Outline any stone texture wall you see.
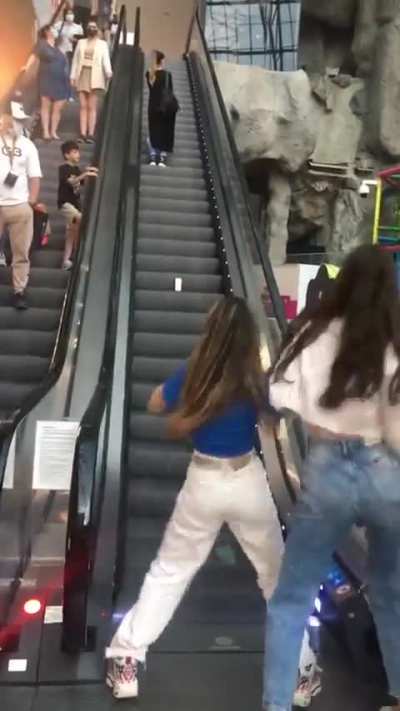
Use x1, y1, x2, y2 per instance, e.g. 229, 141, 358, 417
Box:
216, 0, 400, 263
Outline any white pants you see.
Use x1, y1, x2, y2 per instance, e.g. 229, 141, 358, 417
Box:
106, 452, 285, 662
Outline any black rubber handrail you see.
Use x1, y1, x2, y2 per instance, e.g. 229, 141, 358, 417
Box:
0, 6, 128, 488
187, 12, 306, 474
62, 8, 142, 653
191, 10, 287, 334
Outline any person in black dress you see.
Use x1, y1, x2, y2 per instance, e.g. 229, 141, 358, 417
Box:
145, 50, 176, 167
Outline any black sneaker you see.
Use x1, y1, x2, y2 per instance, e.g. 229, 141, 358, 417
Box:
77, 135, 87, 144
86, 135, 95, 144
14, 291, 28, 310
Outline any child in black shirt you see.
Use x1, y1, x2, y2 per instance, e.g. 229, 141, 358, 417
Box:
58, 140, 98, 269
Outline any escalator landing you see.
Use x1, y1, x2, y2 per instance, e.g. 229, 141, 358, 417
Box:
1, 633, 385, 711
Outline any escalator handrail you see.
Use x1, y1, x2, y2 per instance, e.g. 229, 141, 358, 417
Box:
62, 9, 143, 652
0, 6, 128, 448
66, 6, 140, 507
188, 11, 287, 334
188, 13, 307, 468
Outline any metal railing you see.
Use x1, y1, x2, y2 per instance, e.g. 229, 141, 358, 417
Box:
62, 7, 142, 653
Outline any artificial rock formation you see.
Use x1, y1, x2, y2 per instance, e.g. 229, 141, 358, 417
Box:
216, 0, 400, 263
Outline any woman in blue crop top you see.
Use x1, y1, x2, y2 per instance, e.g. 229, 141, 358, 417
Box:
106, 296, 316, 701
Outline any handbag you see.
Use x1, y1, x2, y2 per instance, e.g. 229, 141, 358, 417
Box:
31, 204, 50, 251
159, 72, 180, 117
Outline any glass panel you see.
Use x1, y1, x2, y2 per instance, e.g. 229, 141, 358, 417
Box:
205, 1, 301, 71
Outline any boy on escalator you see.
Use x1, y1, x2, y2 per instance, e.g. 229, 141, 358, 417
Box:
58, 140, 98, 270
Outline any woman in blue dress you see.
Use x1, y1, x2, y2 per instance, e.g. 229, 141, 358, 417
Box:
26, 25, 70, 140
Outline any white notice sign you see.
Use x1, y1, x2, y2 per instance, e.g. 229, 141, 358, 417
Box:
3, 433, 16, 489
44, 605, 63, 624
32, 421, 80, 490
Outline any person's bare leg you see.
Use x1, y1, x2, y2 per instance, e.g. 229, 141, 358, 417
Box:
40, 96, 51, 139
88, 92, 98, 137
63, 218, 80, 264
51, 100, 66, 139
79, 92, 89, 137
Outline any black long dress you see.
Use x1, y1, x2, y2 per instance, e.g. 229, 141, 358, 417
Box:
146, 69, 176, 153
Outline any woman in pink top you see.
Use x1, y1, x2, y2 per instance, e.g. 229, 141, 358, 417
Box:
263, 245, 400, 711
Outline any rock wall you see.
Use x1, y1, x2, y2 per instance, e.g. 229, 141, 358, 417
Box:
216, 0, 400, 263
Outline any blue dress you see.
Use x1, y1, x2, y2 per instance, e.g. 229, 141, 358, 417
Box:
35, 40, 70, 101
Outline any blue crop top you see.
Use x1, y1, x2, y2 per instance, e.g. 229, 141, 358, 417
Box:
162, 365, 258, 457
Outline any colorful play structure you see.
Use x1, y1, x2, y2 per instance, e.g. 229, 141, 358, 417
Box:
372, 165, 400, 284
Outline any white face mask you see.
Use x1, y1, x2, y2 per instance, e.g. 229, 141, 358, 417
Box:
66, 14, 74, 23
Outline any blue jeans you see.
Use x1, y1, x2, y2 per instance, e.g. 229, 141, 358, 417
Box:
263, 439, 400, 711
147, 137, 167, 163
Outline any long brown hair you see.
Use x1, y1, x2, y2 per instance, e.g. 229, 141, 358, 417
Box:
271, 245, 400, 408
168, 296, 264, 437
148, 49, 165, 86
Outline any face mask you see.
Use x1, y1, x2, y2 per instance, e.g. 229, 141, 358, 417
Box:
66, 14, 74, 22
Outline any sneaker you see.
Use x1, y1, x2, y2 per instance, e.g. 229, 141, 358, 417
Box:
77, 135, 87, 144
0, 252, 6, 267
106, 657, 138, 699
63, 259, 73, 271
14, 291, 28, 310
86, 135, 95, 144
293, 668, 322, 708
159, 158, 167, 168
149, 160, 157, 166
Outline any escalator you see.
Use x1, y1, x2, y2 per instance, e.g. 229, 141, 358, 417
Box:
0, 107, 92, 419
116, 59, 264, 646
0, 8, 137, 693
56, 9, 384, 711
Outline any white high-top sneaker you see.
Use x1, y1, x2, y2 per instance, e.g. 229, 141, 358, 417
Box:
106, 656, 138, 699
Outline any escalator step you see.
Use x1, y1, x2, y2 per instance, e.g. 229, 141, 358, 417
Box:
128, 440, 190, 480
0, 381, 41, 410
133, 310, 205, 335
30, 251, 63, 269
0, 355, 49, 381
136, 255, 220, 275
134, 290, 221, 313
0, 307, 60, 331
128, 476, 185, 518
139, 210, 211, 228
129, 412, 167, 441
132, 332, 198, 358
135, 271, 223, 293
137, 238, 216, 258
0, 267, 68, 290
140, 197, 208, 214
130, 382, 154, 409
141, 165, 203, 180
138, 224, 215, 242
0, 286, 65, 309
131, 356, 185, 382
0, 330, 56, 357
140, 185, 208, 202
141, 173, 204, 191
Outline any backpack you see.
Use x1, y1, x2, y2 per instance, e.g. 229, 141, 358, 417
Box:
159, 72, 180, 117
